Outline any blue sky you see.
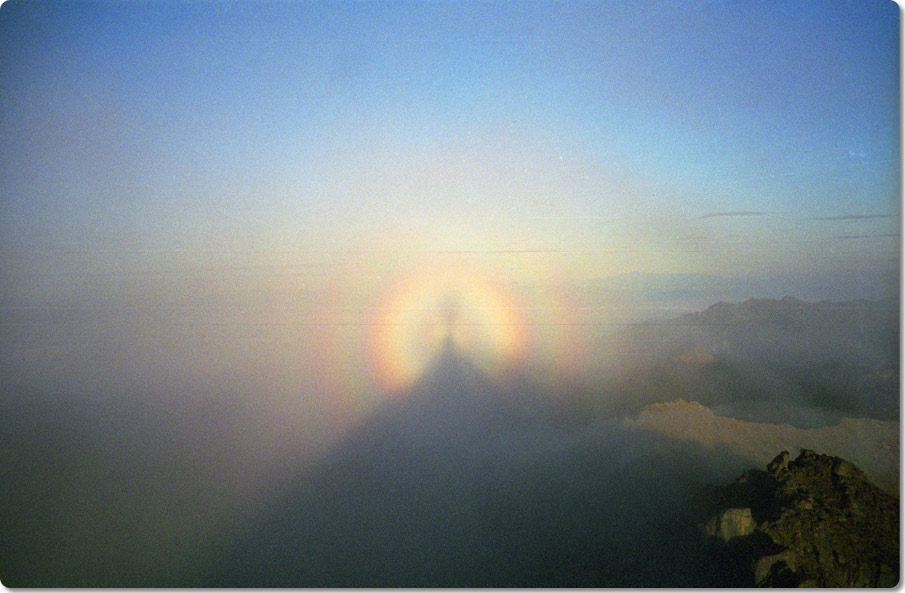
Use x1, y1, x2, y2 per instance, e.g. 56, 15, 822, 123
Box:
0, 0, 900, 310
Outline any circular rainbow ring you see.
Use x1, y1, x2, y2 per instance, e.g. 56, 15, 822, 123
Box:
301, 246, 584, 427
365, 258, 533, 392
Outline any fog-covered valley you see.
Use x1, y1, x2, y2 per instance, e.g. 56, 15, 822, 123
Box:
1, 296, 897, 586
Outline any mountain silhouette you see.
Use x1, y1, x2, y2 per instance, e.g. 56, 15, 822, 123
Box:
408, 334, 492, 412
196, 342, 753, 587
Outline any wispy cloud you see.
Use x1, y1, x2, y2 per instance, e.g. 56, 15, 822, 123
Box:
812, 214, 893, 221
699, 211, 767, 219
831, 233, 900, 240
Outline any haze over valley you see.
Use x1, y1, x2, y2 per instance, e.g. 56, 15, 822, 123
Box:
0, 0, 899, 587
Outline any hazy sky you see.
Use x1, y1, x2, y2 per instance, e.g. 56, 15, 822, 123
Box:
1, 0, 899, 298
0, 0, 900, 397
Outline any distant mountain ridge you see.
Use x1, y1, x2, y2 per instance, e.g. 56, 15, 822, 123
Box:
597, 297, 899, 421
692, 295, 884, 317
672, 296, 897, 366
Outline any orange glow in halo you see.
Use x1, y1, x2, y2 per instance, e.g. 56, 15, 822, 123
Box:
365, 258, 533, 392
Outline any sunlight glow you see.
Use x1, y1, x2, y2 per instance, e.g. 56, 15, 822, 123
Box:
366, 258, 533, 391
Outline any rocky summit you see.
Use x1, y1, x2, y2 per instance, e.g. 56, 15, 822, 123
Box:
700, 449, 899, 587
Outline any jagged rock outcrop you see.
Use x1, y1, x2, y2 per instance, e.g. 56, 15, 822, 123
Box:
700, 449, 899, 587
703, 507, 755, 542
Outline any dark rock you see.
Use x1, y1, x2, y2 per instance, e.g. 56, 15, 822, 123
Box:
701, 449, 899, 587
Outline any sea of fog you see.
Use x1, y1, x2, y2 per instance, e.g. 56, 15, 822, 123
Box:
0, 291, 897, 586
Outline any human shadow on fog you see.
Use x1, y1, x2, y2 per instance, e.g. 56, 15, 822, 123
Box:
200, 340, 753, 587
